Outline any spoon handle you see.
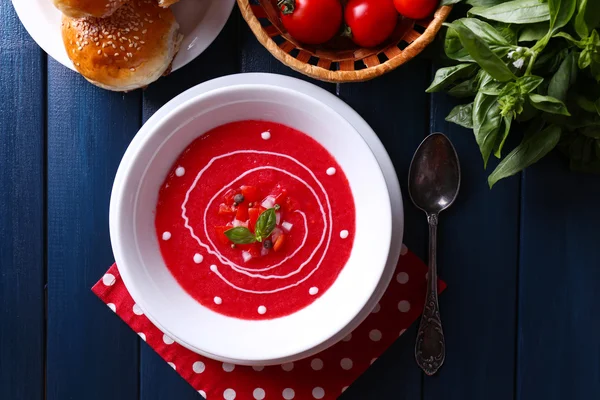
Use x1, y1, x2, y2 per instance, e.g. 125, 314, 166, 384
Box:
415, 213, 445, 376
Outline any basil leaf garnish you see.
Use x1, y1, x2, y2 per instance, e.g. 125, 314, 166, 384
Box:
254, 206, 278, 242
224, 227, 257, 244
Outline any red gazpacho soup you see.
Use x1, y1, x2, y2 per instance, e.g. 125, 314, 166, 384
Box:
155, 120, 356, 320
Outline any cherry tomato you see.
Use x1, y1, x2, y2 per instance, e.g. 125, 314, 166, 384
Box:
345, 0, 398, 48
279, 0, 343, 45
223, 188, 238, 205
393, 0, 438, 20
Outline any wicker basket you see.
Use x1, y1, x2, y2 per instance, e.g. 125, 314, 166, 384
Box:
237, 0, 452, 83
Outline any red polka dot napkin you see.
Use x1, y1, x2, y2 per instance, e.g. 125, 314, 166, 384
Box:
92, 246, 445, 399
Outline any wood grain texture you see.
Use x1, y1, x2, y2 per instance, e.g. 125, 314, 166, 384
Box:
425, 89, 519, 400
46, 62, 141, 400
0, 4, 45, 400
337, 58, 433, 399
518, 154, 600, 400
139, 16, 240, 400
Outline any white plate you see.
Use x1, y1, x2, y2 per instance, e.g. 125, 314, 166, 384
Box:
111, 73, 404, 365
12, 0, 235, 72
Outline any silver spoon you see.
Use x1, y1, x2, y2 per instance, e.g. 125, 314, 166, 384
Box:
408, 132, 460, 376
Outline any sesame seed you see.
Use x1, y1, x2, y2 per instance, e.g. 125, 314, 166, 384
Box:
124, 57, 128, 61
98, 50, 102, 54
120, 46, 125, 50
103, 53, 108, 58
114, 53, 119, 56
130, 67, 136, 71
140, 41, 145, 44
134, 36, 139, 40
142, 29, 147, 34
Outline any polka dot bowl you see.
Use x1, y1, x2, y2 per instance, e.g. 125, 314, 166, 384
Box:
109, 79, 392, 365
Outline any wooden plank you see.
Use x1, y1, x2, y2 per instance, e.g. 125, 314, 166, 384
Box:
46, 61, 140, 400
337, 58, 433, 399
517, 153, 600, 399
0, 4, 45, 400
139, 16, 240, 400
424, 90, 519, 398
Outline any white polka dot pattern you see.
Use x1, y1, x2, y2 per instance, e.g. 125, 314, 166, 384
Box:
369, 329, 382, 342
138, 332, 146, 341
312, 387, 325, 399
396, 272, 409, 284
281, 362, 294, 371
223, 388, 236, 400
107, 303, 116, 312
132, 304, 143, 315
253, 388, 265, 399
398, 300, 411, 312
222, 363, 235, 372
193, 361, 205, 374
310, 358, 323, 371
102, 273, 116, 286
340, 358, 353, 370
163, 334, 174, 345
198, 390, 206, 398
168, 362, 176, 370
282, 388, 295, 399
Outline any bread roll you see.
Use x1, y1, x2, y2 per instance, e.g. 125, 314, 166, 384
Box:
62, 0, 182, 91
53, 0, 130, 18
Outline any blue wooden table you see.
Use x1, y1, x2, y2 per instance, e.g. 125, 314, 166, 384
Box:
2, 3, 600, 399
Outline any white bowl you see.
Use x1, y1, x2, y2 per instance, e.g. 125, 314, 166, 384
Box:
110, 83, 392, 364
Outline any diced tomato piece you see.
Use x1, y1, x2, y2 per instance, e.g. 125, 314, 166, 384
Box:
248, 242, 262, 258
238, 242, 262, 258
248, 207, 260, 232
286, 196, 300, 212
223, 188, 238, 205
241, 185, 260, 202
274, 188, 288, 205
215, 226, 231, 245
218, 203, 236, 216
273, 234, 286, 252
235, 203, 248, 221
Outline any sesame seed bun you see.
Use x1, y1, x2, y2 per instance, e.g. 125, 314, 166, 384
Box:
53, 0, 130, 18
62, 0, 182, 92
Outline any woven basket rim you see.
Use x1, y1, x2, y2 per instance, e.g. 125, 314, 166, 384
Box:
237, 1, 453, 83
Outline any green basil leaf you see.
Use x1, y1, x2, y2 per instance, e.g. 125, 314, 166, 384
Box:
474, 92, 503, 166
447, 21, 517, 82
518, 75, 545, 93
426, 64, 478, 93
548, 0, 577, 36
575, 0, 600, 39
494, 114, 514, 157
469, 0, 550, 24
529, 94, 571, 115
441, 0, 463, 4
488, 124, 562, 187
480, 79, 506, 95
448, 76, 481, 98
446, 103, 475, 128
548, 51, 578, 102
518, 22, 550, 42
224, 227, 257, 244
254, 207, 277, 242
467, 0, 510, 6
591, 60, 600, 82
579, 48, 592, 69
574, 94, 598, 113
458, 18, 512, 45
444, 23, 513, 61
581, 126, 600, 139
554, 31, 582, 45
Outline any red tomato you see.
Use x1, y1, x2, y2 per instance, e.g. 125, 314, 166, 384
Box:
223, 188, 238, 205
393, 0, 438, 20
273, 188, 288, 205
273, 234, 286, 252
235, 203, 248, 221
345, 0, 398, 48
248, 207, 260, 232
215, 226, 230, 245
241, 185, 260, 203
279, 0, 343, 45
218, 204, 236, 216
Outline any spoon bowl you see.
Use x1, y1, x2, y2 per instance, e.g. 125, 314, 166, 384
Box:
408, 133, 461, 215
